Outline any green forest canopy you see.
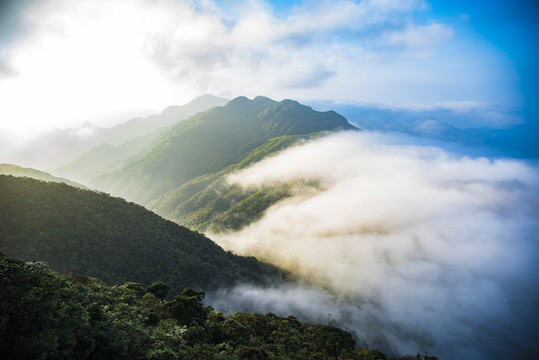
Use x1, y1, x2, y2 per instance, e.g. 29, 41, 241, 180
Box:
0, 254, 437, 360
0, 175, 283, 297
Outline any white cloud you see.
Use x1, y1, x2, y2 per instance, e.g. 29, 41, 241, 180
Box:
382, 23, 454, 57
0, 0, 520, 139
211, 131, 539, 359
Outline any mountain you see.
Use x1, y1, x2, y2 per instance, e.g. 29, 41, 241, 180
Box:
4, 94, 228, 171
309, 101, 538, 158
54, 127, 166, 184
98, 94, 228, 146
153, 134, 319, 231
5, 122, 106, 171
53, 94, 229, 183
0, 175, 283, 296
91, 96, 357, 229
0, 163, 87, 189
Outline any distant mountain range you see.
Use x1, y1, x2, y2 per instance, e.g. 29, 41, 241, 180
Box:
5, 94, 228, 172
0, 163, 87, 189
90, 95, 357, 230
309, 101, 538, 158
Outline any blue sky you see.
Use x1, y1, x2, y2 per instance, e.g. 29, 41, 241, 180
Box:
428, 0, 539, 121
0, 0, 537, 141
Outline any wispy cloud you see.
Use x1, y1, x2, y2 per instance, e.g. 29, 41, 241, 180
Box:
381, 23, 454, 57
0, 0, 524, 139
142, 0, 444, 92
3, 0, 509, 138
210, 131, 539, 359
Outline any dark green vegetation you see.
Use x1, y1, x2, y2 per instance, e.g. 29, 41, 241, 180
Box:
92, 96, 357, 231
0, 175, 283, 296
154, 134, 321, 231
0, 163, 87, 189
0, 254, 437, 360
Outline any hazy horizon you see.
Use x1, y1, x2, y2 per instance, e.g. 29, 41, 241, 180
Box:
1, 0, 537, 138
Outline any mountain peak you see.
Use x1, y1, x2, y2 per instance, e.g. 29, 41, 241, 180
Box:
279, 98, 300, 105
226, 95, 277, 107
226, 95, 250, 106
185, 93, 228, 107
74, 121, 100, 137
161, 94, 228, 117
254, 95, 274, 103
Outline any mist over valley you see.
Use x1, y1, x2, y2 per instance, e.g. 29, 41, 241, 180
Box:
2, 95, 538, 359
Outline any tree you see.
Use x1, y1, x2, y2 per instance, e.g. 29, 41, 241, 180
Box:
165, 288, 208, 326
234, 345, 270, 359
124, 282, 146, 297
181, 287, 205, 301
147, 281, 170, 302
0, 257, 97, 359
361, 349, 387, 360
314, 325, 356, 360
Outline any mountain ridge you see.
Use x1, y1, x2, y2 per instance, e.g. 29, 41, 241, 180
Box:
4, 94, 228, 172
0, 163, 87, 189
91, 96, 357, 218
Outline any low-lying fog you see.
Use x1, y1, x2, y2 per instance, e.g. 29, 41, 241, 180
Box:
207, 131, 539, 359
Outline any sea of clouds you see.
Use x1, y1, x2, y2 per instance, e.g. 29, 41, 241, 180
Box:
207, 131, 539, 359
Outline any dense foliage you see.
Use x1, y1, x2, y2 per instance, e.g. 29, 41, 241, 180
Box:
153, 134, 322, 231
91, 96, 357, 229
0, 254, 437, 360
0, 175, 284, 296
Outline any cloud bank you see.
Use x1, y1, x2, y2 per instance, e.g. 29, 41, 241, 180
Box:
208, 132, 539, 359
0, 0, 520, 138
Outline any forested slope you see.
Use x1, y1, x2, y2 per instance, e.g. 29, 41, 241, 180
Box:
92, 96, 357, 230
0, 175, 282, 296
153, 134, 320, 231
0, 254, 437, 360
